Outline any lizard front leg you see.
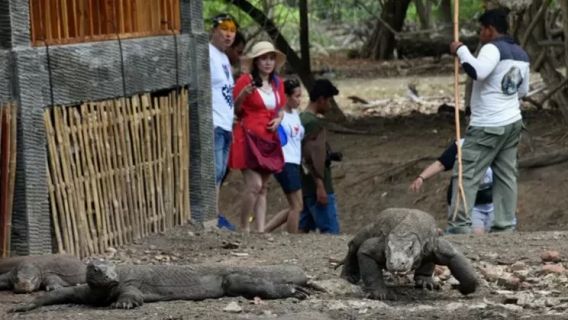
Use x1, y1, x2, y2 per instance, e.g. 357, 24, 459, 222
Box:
0, 271, 13, 290
43, 274, 70, 291
111, 286, 144, 309
339, 243, 361, 284
433, 238, 478, 295
413, 260, 440, 291
357, 237, 394, 300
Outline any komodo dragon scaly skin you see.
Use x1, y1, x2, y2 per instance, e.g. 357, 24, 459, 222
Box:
10, 260, 309, 312
0, 255, 86, 293
339, 208, 478, 300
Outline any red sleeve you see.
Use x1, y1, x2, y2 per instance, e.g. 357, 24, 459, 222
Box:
233, 73, 252, 101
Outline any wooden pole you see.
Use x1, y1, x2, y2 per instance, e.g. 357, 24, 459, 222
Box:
452, 0, 467, 220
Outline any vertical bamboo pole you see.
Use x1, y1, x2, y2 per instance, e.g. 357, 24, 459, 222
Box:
115, 98, 137, 241
73, 108, 100, 253
123, 97, 142, 239
130, 95, 148, 236
83, 103, 108, 252
452, 0, 467, 220
180, 89, 190, 222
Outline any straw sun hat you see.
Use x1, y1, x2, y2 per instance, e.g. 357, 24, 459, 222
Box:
241, 41, 287, 72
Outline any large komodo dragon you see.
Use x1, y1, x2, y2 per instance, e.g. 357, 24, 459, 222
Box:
0, 255, 85, 293
339, 208, 478, 300
10, 260, 309, 312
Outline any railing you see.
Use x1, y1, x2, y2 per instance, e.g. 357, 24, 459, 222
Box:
29, 0, 181, 46
45, 89, 190, 257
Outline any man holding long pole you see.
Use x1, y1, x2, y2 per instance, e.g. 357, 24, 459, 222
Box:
448, 8, 529, 234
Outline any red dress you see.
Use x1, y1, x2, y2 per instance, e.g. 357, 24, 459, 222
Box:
228, 73, 287, 170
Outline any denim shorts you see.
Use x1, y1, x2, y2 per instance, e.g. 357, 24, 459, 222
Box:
274, 163, 302, 194
299, 193, 340, 235
214, 127, 232, 185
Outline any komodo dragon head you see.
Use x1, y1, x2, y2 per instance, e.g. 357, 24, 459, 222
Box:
12, 264, 42, 293
385, 232, 423, 273
86, 260, 119, 288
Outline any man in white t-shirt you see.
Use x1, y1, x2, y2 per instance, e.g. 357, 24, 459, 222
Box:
448, 8, 529, 234
209, 13, 238, 230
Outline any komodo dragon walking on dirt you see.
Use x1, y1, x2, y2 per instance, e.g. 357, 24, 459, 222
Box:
10, 260, 310, 312
0, 255, 85, 293
338, 208, 478, 300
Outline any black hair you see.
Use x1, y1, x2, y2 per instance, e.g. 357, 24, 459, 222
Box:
478, 8, 509, 34
251, 59, 277, 88
231, 31, 246, 48
211, 13, 239, 29
284, 79, 301, 95
309, 79, 339, 102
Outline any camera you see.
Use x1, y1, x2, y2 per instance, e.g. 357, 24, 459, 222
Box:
325, 149, 343, 167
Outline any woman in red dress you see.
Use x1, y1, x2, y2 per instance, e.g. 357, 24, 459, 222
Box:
229, 41, 287, 233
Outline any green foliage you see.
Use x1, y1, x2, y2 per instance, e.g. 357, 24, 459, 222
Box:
406, 0, 484, 26
203, 0, 301, 44
202, 0, 484, 50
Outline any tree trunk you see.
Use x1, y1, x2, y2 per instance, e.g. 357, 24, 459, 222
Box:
299, 0, 311, 74
414, 0, 432, 29
361, 0, 412, 60
439, 0, 452, 26
225, 0, 346, 122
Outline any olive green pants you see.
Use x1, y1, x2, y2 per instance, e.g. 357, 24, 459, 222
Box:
447, 120, 523, 234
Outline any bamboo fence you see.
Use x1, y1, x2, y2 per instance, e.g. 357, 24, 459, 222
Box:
0, 102, 17, 258
45, 88, 190, 257
29, 0, 181, 46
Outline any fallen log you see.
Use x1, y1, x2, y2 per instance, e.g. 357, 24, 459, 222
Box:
519, 148, 568, 169
397, 34, 479, 59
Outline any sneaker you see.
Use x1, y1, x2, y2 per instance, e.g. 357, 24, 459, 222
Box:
217, 214, 236, 231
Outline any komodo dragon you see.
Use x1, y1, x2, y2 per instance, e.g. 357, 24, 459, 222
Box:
0, 255, 85, 293
10, 260, 309, 312
338, 208, 478, 300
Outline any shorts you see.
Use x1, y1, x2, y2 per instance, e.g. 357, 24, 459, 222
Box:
274, 163, 302, 193
299, 193, 340, 234
214, 127, 232, 185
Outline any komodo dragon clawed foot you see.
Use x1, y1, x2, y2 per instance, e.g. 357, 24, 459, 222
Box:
291, 286, 310, 300
111, 299, 143, 310
414, 275, 441, 291
365, 286, 395, 301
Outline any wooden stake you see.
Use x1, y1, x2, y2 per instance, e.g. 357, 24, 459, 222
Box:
452, 0, 468, 221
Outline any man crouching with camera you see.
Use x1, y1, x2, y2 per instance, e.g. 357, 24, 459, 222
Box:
299, 79, 342, 235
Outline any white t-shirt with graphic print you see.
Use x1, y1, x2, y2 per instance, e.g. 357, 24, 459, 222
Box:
209, 43, 235, 131
280, 110, 304, 164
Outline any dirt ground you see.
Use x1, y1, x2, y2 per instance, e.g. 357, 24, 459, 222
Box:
1, 57, 568, 319
1, 228, 567, 319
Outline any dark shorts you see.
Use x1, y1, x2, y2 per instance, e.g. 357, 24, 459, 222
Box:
274, 163, 302, 194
